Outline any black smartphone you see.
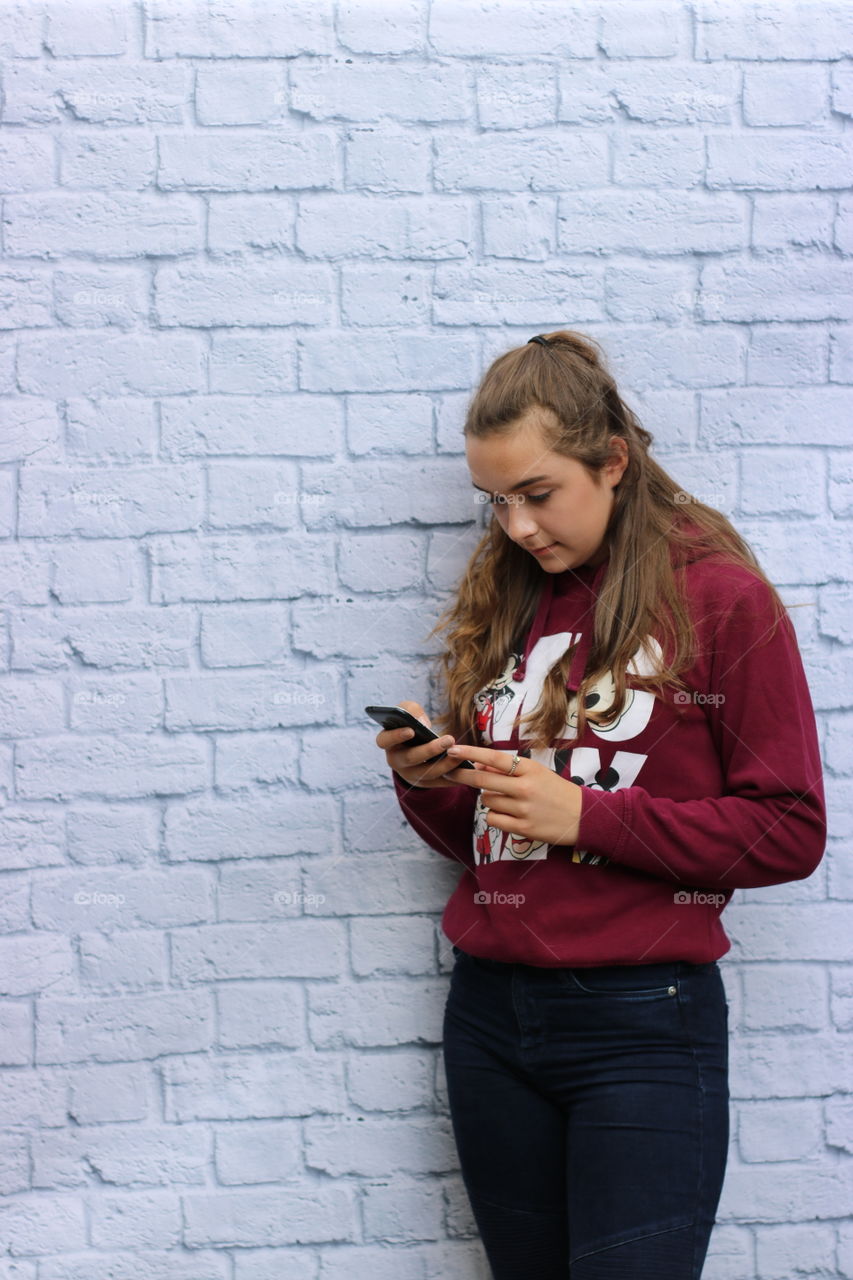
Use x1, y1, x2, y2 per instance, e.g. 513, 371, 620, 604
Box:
365, 704, 476, 769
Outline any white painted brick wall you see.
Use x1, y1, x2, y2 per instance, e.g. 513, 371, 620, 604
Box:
0, 0, 851, 1276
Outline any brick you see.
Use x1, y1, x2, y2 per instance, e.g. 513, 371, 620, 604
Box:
696, 0, 853, 61
208, 331, 297, 392
39, 1252, 228, 1280
824, 448, 845, 512
739, 449, 824, 517
336, 0, 425, 56
434, 262, 603, 326
741, 963, 827, 1032
66, 398, 158, 460
32, 1124, 208, 1188
707, 133, 853, 190
144, 0, 335, 58
165, 794, 337, 861
599, 2, 683, 56
18, 466, 202, 537
169, 920, 346, 982
33, 865, 212, 936
162, 1051, 345, 1121
37, 991, 213, 1063
68, 1063, 150, 1123
195, 63, 286, 125
4, 193, 202, 259
0, 1197, 86, 1256
729, 1032, 853, 1098
216, 981, 304, 1050
747, 325, 828, 385
59, 131, 156, 189
482, 195, 556, 260
701, 387, 853, 446
435, 132, 608, 192
613, 130, 706, 187
158, 132, 334, 192
755, 1223, 836, 1276
309, 978, 448, 1048
743, 64, 828, 126
155, 261, 333, 326
0, 268, 53, 328
347, 1049, 434, 1112
429, 0, 598, 56
476, 65, 556, 130
16, 734, 207, 801
558, 191, 747, 254
291, 62, 467, 122
752, 193, 835, 251
350, 915, 437, 976
0, 808, 64, 870
149, 533, 335, 602
305, 1114, 456, 1177
345, 125, 430, 192
361, 1178, 445, 1243
0, 62, 190, 125
610, 63, 737, 123
90, 1192, 182, 1249
214, 1120, 301, 1183
0, 1002, 32, 1067
160, 395, 340, 457
207, 194, 296, 255
182, 1186, 354, 1247
341, 263, 431, 327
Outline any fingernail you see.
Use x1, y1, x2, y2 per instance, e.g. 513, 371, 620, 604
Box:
447, 746, 462, 755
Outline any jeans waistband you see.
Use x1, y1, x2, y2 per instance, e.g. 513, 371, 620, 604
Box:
452, 947, 716, 977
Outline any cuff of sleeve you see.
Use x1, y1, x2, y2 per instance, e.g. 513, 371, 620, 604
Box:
576, 786, 630, 859
392, 770, 465, 804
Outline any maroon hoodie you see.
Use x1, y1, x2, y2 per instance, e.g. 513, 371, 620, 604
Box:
391, 550, 826, 967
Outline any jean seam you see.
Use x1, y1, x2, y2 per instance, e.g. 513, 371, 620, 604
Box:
569, 1216, 695, 1266
676, 978, 706, 1280
469, 1187, 566, 1219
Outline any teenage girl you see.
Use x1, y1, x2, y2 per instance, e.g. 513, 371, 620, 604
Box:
372, 330, 826, 1280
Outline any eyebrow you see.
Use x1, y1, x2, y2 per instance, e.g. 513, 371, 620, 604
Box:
471, 474, 552, 494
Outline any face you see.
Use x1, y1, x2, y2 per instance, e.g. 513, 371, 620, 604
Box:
466, 411, 628, 573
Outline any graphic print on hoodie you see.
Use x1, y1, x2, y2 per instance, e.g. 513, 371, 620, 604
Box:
471, 594, 662, 867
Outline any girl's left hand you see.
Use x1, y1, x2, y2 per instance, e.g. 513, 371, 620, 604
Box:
445, 744, 584, 848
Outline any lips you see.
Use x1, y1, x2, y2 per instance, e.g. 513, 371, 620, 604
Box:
529, 543, 556, 555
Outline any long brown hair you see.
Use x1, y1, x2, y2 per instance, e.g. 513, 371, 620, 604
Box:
425, 329, 788, 752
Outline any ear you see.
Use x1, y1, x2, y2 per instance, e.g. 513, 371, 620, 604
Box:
603, 435, 629, 487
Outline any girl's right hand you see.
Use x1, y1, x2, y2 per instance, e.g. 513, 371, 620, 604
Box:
375, 700, 467, 790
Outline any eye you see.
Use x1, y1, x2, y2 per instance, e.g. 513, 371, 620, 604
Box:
488, 491, 552, 506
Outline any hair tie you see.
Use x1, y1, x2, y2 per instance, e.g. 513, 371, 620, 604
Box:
527, 335, 550, 347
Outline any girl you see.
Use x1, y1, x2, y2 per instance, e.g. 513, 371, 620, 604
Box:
373, 330, 826, 1280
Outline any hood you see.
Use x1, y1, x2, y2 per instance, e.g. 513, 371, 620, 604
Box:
512, 555, 610, 692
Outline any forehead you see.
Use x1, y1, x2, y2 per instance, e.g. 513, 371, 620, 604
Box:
466, 411, 571, 486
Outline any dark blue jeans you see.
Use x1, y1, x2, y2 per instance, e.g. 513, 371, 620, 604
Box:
443, 947, 729, 1279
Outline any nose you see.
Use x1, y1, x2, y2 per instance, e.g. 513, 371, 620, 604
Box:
502, 497, 540, 542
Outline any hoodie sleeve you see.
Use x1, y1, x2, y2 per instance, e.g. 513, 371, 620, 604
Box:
392, 770, 478, 870
576, 576, 827, 889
